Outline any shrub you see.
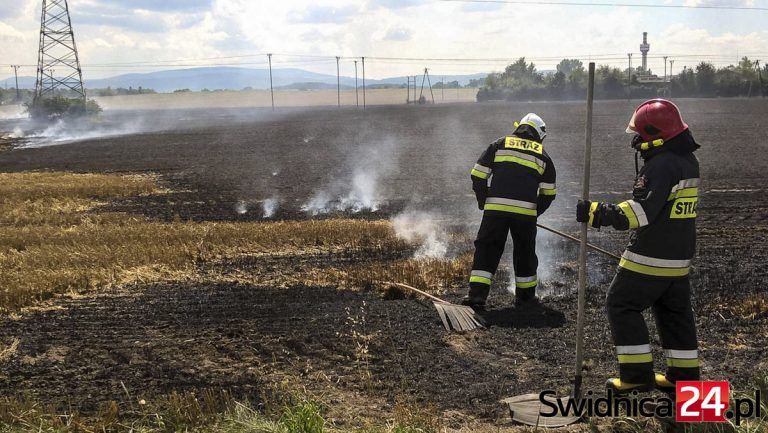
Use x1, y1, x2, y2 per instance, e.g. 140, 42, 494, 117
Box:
26, 96, 102, 120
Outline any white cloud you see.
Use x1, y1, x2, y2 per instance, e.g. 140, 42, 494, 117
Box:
383, 26, 412, 41
0, 22, 26, 42
1, 0, 767, 82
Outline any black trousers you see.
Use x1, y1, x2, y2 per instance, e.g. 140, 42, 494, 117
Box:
607, 271, 700, 384
469, 215, 538, 301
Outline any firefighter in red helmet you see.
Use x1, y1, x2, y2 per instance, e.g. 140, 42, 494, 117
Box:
576, 99, 701, 394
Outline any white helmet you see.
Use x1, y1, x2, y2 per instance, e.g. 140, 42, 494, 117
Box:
516, 113, 547, 140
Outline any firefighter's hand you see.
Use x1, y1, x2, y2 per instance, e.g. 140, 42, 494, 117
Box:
576, 200, 600, 229
576, 200, 591, 222
576, 200, 601, 228
477, 200, 485, 210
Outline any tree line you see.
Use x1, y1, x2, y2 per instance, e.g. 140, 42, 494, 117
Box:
477, 57, 767, 102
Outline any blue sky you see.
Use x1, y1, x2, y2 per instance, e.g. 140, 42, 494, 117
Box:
1, 0, 767, 81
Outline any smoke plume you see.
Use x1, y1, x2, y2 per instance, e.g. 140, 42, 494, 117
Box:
391, 210, 450, 259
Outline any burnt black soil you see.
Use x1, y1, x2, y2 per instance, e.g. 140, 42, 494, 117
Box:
0, 100, 767, 426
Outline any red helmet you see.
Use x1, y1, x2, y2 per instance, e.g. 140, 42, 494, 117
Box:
626, 99, 688, 142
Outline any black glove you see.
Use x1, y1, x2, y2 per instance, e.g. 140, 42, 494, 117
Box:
576, 199, 601, 228
477, 200, 485, 210
631, 134, 644, 150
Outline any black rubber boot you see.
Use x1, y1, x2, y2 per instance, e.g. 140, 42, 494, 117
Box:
461, 285, 489, 308
514, 287, 537, 306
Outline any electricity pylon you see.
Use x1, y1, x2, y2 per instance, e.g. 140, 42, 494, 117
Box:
34, 0, 86, 104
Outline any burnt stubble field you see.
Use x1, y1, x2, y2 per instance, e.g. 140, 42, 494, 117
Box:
0, 98, 766, 429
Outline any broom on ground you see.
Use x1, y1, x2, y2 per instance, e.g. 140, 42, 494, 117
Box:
387, 282, 484, 332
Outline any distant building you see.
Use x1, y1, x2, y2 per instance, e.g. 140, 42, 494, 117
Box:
640, 32, 650, 72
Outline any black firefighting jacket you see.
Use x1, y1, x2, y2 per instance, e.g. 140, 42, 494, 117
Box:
588, 129, 700, 278
470, 130, 556, 221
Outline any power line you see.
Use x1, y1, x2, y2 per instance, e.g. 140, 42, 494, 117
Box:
5, 51, 768, 70
440, 0, 768, 11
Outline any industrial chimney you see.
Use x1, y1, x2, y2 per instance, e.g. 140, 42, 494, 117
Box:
640, 32, 650, 72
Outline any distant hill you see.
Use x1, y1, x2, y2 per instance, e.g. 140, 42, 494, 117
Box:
1, 67, 487, 93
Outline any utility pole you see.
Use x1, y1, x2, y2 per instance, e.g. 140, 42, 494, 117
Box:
361, 56, 366, 109
627, 53, 633, 100
419, 70, 425, 103
669, 59, 675, 77
406, 76, 410, 104
11, 65, 20, 101
663, 56, 668, 82
354, 60, 358, 107
756, 60, 764, 98
336, 56, 340, 108
413, 75, 417, 102
441, 76, 445, 102
267, 53, 274, 110
425, 68, 435, 104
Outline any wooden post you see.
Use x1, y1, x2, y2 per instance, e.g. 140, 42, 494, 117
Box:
573, 62, 595, 401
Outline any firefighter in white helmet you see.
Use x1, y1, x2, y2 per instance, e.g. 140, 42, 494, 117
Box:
464, 113, 557, 308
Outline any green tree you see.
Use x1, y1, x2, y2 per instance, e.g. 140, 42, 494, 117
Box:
547, 71, 566, 99
695, 62, 716, 96
556, 59, 584, 76
596, 65, 625, 99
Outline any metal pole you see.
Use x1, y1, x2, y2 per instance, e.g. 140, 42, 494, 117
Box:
11, 65, 20, 101
426, 69, 435, 104
361, 56, 366, 109
573, 62, 595, 401
442, 76, 445, 102
419, 69, 426, 102
669, 60, 675, 98
627, 53, 632, 101
336, 56, 341, 108
406, 76, 410, 104
354, 60, 359, 107
414, 76, 417, 103
267, 54, 274, 110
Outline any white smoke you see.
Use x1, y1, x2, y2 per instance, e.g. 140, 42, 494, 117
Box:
13, 117, 148, 149
301, 136, 399, 215
262, 197, 279, 218
392, 211, 449, 259
234, 197, 279, 218
0, 105, 25, 120
302, 168, 382, 215
1, 127, 25, 139
234, 200, 248, 215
